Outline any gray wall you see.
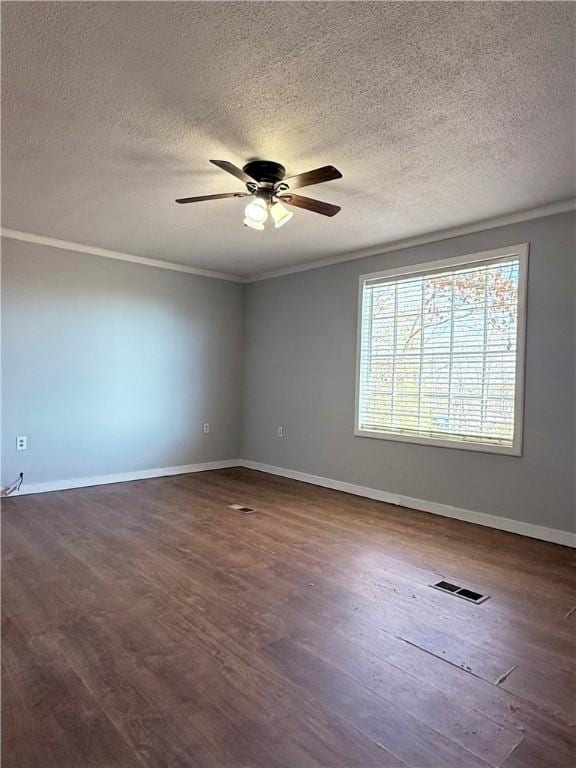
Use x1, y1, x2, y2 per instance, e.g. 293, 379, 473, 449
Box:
242, 212, 575, 533
1, 238, 244, 484
3, 212, 574, 534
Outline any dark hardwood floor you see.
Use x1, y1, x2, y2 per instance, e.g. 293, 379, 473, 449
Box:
2, 467, 575, 767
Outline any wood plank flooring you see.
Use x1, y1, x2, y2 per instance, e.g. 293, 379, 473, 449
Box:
2, 467, 575, 767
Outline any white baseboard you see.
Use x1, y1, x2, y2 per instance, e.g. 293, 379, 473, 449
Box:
13, 459, 241, 496
239, 460, 576, 548
9, 457, 574, 548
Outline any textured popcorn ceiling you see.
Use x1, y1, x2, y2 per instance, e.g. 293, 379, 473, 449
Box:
2, 1, 575, 277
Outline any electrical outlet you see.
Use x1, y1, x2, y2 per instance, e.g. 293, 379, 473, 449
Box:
277, 426, 285, 438
16, 435, 28, 451
203, 423, 210, 434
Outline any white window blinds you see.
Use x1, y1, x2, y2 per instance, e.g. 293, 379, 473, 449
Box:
356, 248, 527, 454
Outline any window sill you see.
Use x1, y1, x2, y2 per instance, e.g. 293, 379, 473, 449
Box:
354, 428, 522, 456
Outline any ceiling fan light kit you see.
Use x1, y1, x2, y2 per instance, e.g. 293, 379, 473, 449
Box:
176, 159, 342, 231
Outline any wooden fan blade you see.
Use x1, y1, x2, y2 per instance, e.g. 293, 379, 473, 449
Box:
279, 193, 341, 217
283, 165, 342, 190
210, 160, 255, 184
175, 192, 250, 204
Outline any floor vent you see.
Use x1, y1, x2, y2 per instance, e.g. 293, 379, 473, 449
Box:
229, 504, 256, 514
431, 580, 489, 604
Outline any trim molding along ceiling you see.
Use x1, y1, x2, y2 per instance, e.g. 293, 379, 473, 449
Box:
10, 459, 576, 548
0, 229, 245, 282
251, 198, 575, 281
2, 198, 574, 283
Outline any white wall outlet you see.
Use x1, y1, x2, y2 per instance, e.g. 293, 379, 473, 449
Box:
277, 426, 285, 438
16, 435, 28, 451
203, 423, 210, 434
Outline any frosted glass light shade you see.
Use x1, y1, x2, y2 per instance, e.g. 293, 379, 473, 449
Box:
270, 202, 294, 228
244, 198, 268, 224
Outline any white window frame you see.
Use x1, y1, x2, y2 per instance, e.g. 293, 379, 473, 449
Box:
354, 243, 529, 456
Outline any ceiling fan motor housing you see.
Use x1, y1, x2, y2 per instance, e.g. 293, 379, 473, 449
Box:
243, 160, 286, 185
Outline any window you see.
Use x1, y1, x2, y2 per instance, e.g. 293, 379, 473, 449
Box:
355, 245, 528, 455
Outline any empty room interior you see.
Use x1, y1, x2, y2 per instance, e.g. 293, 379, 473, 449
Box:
2, 2, 575, 767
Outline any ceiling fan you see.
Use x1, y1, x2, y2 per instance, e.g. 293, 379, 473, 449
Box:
175, 159, 342, 230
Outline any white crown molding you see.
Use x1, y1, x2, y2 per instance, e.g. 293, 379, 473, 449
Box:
0, 228, 247, 283
247, 198, 576, 282
2, 198, 574, 284
239, 460, 576, 548
12, 459, 241, 496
